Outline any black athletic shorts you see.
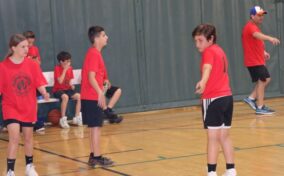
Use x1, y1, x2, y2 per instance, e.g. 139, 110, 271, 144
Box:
105, 86, 120, 99
3, 119, 35, 127
54, 89, 77, 100
247, 65, 270, 82
202, 96, 233, 129
81, 100, 104, 127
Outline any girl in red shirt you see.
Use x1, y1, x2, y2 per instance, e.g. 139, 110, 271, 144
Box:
0, 34, 49, 176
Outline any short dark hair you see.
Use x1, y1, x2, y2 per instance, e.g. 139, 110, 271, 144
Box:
192, 24, 217, 43
88, 26, 104, 44
57, 51, 71, 62
23, 31, 35, 39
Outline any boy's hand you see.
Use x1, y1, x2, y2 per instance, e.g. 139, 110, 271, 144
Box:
98, 91, 106, 108
195, 81, 205, 94
63, 62, 71, 70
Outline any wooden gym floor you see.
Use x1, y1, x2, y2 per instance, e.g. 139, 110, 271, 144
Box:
0, 97, 284, 176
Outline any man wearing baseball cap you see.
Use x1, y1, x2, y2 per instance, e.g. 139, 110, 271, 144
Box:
242, 6, 280, 115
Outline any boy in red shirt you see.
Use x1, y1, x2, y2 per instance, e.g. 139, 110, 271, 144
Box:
192, 24, 237, 176
53, 51, 82, 128
242, 6, 280, 115
0, 34, 49, 176
81, 26, 114, 167
23, 31, 41, 65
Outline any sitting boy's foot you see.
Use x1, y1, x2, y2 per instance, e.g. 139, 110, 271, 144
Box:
59, 116, 70, 129
72, 113, 83, 126
104, 108, 123, 124
109, 115, 123, 124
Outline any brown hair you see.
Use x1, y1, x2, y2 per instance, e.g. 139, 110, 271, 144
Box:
6, 34, 27, 57
88, 26, 104, 44
23, 31, 35, 39
192, 24, 217, 43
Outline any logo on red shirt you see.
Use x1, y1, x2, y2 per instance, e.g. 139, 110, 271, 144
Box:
12, 72, 31, 96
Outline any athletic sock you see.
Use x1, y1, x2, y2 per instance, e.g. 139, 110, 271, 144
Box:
208, 164, 217, 172
25, 155, 33, 165
226, 163, 235, 170
7, 158, 16, 172
248, 96, 255, 100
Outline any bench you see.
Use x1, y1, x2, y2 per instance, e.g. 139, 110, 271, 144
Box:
37, 69, 82, 103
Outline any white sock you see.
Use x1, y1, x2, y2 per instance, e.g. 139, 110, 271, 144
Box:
248, 96, 255, 100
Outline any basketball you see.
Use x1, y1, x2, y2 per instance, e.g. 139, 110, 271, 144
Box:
47, 109, 61, 125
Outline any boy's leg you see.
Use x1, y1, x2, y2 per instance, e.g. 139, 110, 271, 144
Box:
104, 87, 123, 124
107, 88, 122, 109
72, 93, 81, 117
71, 92, 82, 126
61, 94, 69, 117
58, 93, 70, 128
82, 100, 113, 166
6, 122, 20, 173
91, 127, 101, 156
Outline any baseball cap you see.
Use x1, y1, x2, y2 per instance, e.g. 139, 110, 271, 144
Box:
250, 6, 267, 16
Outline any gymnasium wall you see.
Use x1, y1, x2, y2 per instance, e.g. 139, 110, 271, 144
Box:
0, 0, 283, 113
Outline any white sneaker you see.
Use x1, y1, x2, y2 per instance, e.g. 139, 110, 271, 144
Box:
59, 116, 70, 129
222, 168, 237, 176
72, 113, 83, 126
25, 164, 38, 176
208, 171, 218, 176
6, 170, 15, 176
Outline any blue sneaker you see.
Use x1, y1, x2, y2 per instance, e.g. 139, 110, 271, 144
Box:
256, 105, 275, 115
243, 97, 257, 110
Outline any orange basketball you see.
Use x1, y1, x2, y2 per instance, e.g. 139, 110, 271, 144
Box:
47, 109, 61, 125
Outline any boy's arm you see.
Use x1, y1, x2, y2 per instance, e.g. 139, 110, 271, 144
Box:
88, 71, 106, 108
57, 68, 68, 84
195, 64, 212, 94
253, 32, 280, 45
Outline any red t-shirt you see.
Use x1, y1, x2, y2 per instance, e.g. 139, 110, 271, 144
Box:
200, 44, 232, 99
81, 47, 108, 100
242, 21, 265, 67
0, 57, 47, 122
27, 45, 41, 62
52, 65, 74, 93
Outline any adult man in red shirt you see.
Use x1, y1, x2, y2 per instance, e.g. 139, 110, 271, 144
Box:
242, 6, 280, 115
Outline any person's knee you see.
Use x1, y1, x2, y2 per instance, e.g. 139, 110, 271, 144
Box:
73, 93, 80, 100
116, 88, 122, 96
265, 78, 271, 84
61, 94, 69, 102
